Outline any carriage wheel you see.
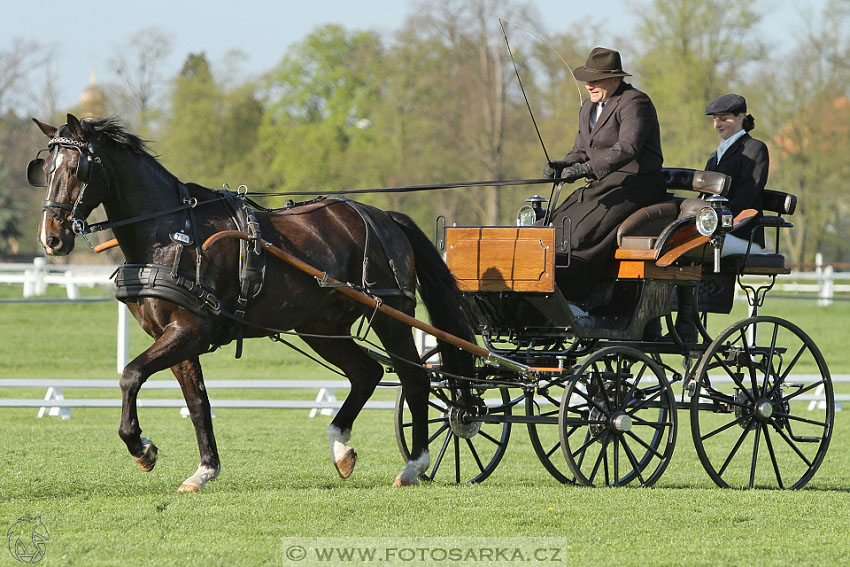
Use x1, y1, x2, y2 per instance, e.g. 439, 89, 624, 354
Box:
526, 375, 577, 484
558, 346, 677, 487
690, 316, 833, 489
393, 348, 512, 484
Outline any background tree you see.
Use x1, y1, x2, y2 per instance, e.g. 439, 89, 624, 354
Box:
633, 0, 764, 168
108, 28, 174, 135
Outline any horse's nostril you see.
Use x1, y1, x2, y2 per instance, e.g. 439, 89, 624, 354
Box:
46, 235, 61, 249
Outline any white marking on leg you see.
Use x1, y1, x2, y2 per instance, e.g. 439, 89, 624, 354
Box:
178, 463, 221, 492
395, 451, 430, 486
328, 424, 352, 464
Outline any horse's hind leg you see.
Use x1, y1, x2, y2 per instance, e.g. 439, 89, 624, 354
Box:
171, 357, 221, 492
299, 334, 383, 479
375, 325, 432, 487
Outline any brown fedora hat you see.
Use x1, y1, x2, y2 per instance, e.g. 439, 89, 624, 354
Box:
573, 47, 631, 82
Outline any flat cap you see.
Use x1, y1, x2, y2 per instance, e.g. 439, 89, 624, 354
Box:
705, 94, 747, 115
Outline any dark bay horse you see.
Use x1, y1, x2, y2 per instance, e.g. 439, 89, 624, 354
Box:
31, 114, 475, 491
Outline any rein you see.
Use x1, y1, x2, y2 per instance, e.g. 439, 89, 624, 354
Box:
242, 177, 556, 198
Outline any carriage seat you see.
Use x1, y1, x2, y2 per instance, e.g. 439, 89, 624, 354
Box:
720, 189, 797, 276
616, 168, 731, 251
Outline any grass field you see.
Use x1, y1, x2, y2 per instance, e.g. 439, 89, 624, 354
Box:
2, 288, 850, 566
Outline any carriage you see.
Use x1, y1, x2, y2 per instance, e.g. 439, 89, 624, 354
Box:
386, 167, 833, 489
31, 114, 832, 491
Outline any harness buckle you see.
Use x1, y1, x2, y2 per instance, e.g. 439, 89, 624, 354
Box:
183, 197, 198, 208
72, 219, 94, 250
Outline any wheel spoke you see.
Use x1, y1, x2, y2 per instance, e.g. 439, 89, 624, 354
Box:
620, 436, 646, 485
780, 380, 824, 403
699, 391, 750, 409
749, 423, 761, 488
626, 388, 663, 414
767, 343, 809, 399
701, 413, 752, 441
477, 429, 503, 446
761, 323, 780, 393
586, 436, 607, 484
717, 424, 752, 477
763, 426, 784, 489
773, 412, 828, 428
466, 438, 485, 474
625, 430, 663, 459
429, 427, 453, 478
570, 387, 610, 417
613, 437, 620, 484
575, 430, 591, 468
545, 441, 561, 459
453, 436, 462, 483
769, 420, 814, 467
739, 327, 760, 394
427, 422, 450, 445
710, 351, 757, 404
630, 416, 674, 429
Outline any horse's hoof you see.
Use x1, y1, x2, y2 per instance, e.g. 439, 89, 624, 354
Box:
393, 475, 419, 487
177, 464, 220, 492
334, 448, 357, 479
133, 438, 158, 472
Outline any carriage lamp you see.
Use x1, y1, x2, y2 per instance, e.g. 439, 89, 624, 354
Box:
697, 195, 734, 272
516, 195, 548, 226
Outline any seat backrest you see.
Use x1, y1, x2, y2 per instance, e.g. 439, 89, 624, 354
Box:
661, 168, 731, 197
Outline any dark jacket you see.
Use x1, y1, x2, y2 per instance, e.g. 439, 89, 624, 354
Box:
551, 81, 666, 303
705, 133, 769, 247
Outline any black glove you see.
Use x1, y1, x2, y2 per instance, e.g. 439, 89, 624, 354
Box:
560, 162, 593, 183
542, 160, 570, 178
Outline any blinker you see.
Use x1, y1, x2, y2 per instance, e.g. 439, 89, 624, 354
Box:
27, 158, 47, 187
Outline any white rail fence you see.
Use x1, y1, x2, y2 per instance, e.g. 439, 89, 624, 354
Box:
1, 258, 846, 418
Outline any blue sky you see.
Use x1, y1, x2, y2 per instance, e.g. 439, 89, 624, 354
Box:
7, 0, 823, 112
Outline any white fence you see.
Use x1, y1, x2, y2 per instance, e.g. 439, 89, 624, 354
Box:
0, 258, 114, 299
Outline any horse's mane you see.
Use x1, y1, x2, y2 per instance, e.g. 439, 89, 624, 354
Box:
77, 116, 153, 157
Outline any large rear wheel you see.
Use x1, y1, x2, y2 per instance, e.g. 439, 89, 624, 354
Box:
690, 316, 833, 489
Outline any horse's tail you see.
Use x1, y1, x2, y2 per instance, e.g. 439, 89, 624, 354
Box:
387, 211, 477, 377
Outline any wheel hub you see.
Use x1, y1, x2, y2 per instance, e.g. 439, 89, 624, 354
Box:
447, 406, 482, 439
611, 412, 633, 433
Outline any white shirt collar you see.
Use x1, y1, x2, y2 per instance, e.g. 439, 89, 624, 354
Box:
716, 129, 746, 162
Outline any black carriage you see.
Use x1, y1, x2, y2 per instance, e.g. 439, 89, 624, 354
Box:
390, 168, 833, 489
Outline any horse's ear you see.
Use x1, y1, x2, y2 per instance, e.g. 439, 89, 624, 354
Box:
32, 118, 56, 138
66, 113, 85, 139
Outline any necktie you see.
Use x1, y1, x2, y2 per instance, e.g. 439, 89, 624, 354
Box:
590, 101, 605, 130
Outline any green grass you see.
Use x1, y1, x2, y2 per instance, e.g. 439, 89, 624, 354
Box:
2, 293, 850, 566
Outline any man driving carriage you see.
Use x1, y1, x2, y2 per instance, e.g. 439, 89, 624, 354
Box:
542, 47, 667, 307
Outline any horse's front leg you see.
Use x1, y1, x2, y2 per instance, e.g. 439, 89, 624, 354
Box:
172, 357, 220, 492
118, 320, 207, 483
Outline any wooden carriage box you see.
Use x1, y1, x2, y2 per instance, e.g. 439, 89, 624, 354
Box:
445, 227, 555, 292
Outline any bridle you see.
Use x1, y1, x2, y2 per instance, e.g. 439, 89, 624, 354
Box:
29, 127, 227, 250
29, 134, 104, 245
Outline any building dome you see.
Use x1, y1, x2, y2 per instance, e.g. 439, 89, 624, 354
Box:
79, 68, 105, 118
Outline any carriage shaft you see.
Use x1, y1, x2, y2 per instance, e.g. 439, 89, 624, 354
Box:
203, 230, 535, 377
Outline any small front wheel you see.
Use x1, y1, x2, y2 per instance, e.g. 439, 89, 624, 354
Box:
559, 346, 677, 487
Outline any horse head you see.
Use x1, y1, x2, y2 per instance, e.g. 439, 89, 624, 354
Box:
30, 113, 108, 255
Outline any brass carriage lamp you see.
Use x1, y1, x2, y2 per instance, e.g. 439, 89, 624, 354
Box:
516, 195, 548, 226
696, 194, 733, 273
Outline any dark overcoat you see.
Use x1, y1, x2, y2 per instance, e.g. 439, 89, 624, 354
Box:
705, 133, 769, 247
551, 81, 667, 302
